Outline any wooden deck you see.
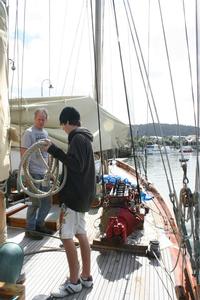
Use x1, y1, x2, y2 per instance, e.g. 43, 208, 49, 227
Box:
6, 201, 177, 300
7, 204, 60, 231
3, 162, 181, 299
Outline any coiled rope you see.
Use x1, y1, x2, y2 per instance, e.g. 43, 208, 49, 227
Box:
17, 140, 67, 198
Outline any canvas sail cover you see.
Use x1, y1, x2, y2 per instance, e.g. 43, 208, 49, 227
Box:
10, 96, 129, 152
0, 0, 10, 182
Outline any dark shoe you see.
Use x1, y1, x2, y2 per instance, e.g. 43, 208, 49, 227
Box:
80, 276, 93, 288
25, 230, 44, 240
36, 225, 53, 235
16, 272, 26, 284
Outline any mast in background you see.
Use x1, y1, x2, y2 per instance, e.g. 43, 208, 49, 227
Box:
94, 0, 104, 105
0, 0, 9, 244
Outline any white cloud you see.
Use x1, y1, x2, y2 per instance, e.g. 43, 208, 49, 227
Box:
8, 0, 197, 126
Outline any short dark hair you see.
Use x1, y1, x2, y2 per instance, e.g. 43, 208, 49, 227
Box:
59, 106, 81, 126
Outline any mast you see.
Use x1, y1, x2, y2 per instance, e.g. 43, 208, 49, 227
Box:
94, 0, 103, 105
0, 0, 9, 244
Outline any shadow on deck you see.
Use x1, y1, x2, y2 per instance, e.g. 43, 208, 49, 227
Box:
5, 205, 176, 300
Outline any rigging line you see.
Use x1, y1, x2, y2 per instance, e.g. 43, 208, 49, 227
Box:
48, 0, 51, 96
18, 0, 26, 153
7, 4, 14, 100
194, 0, 200, 282
182, 0, 197, 131
147, 202, 186, 280
8, 62, 14, 100
54, 0, 68, 94
195, 0, 200, 139
8, 0, 17, 100
150, 253, 174, 299
144, 203, 167, 218
124, 2, 157, 133
150, 215, 188, 284
128, 2, 184, 214
125, 1, 179, 211
189, 206, 196, 243
170, 242, 182, 273
101, 0, 105, 105
195, 0, 200, 180
157, 0, 184, 161
152, 252, 175, 289
89, 0, 105, 197
7, 0, 15, 173
181, 248, 187, 287
146, 0, 151, 125
13, 0, 21, 154
61, 0, 86, 95
15, 0, 20, 100
144, 0, 151, 181
86, 0, 95, 95
20, 0, 26, 99
70, 5, 88, 95
106, 0, 115, 114
125, 2, 160, 133
13, 0, 23, 157
112, 0, 141, 201
9, 0, 19, 101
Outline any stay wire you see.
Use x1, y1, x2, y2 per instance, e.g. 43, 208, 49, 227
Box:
125, 1, 163, 140
89, 0, 106, 197
61, 1, 86, 95
9, 0, 23, 157
157, 0, 184, 162
125, 0, 168, 175
126, 1, 189, 224
86, 0, 95, 95
20, 0, 26, 99
146, 0, 151, 126
54, 0, 68, 95
9, 0, 19, 100
194, 0, 200, 281
48, 0, 51, 96
143, 0, 152, 181
126, 0, 174, 192
8, 0, 17, 100
182, 0, 197, 131
125, 1, 178, 211
112, 0, 141, 200
70, 7, 88, 96
18, 0, 26, 154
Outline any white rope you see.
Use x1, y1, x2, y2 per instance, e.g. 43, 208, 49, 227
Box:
17, 140, 67, 198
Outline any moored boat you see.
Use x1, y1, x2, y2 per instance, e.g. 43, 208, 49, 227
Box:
179, 145, 193, 153
145, 144, 161, 155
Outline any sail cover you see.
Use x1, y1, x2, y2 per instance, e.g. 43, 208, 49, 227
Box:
10, 96, 129, 152
0, 0, 10, 181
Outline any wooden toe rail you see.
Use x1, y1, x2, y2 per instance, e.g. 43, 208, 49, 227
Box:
0, 281, 25, 300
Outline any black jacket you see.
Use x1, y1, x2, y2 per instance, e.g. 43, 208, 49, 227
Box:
47, 128, 96, 212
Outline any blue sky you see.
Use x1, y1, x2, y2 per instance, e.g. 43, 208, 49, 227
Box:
8, 0, 197, 126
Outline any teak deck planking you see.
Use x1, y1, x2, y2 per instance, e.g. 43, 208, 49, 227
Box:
4, 163, 178, 299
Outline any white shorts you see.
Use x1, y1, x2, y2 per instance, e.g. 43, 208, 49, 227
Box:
60, 207, 86, 239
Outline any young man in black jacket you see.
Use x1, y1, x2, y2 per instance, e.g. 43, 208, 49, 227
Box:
44, 107, 95, 297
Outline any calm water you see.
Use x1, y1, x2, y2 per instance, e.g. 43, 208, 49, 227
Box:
127, 152, 197, 204
11, 148, 197, 202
